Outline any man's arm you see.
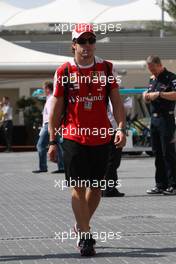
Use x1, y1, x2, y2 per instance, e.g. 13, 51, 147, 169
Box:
143, 90, 176, 102
143, 76, 176, 102
160, 91, 176, 101
48, 95, 64, 162
143, 91, 159, 102
110, 88, 126, 148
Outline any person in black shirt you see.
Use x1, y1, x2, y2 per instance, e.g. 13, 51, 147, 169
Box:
143, 56, 176, 195
102, 100, 125, 197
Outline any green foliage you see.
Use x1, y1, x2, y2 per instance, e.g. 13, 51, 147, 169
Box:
16, 96, 44, 128
16, 96, 35, 108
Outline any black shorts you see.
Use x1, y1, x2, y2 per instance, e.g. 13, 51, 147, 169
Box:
62, 139, 110, 188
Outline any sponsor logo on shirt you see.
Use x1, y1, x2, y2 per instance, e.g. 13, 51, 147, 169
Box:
68, 95, 104, 103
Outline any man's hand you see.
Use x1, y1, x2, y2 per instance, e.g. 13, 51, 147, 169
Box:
114, 131, 126, 148
143, 91, 160, 102
48, 145, 58, 163
143, 91, 150, 102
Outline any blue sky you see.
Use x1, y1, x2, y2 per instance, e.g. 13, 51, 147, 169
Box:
5, 0, 138, 9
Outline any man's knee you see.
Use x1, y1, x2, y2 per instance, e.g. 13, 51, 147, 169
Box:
72, 186, 86, 199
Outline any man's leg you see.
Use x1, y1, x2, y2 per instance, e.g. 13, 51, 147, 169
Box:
6, 121, 13, 151
147, 119, 167, 194
151, 120, 167, 188
71, 186, 96, 256
2, 121, 13, 151
160, 116, 176, 194
164, 140, 176, 188
86, 187, 101, 222
72, 187, 102, 232
103, 139, 124, 196
63, 140, 109, 256
62, 140, 90, 231
154, 141, 167, 189
85, 143, 110, 219
71, 186, 90, 233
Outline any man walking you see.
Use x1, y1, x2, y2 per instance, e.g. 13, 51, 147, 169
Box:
1, 97, 13, 152
48, 24, 126, 256
32, 81, 64, 173
143, 56, 176, 195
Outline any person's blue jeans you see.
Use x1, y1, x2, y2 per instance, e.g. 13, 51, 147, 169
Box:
37, 123, 64, 171
37, 123, 49, 171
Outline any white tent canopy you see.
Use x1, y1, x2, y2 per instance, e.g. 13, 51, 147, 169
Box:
94, 0, 172, 23
3, 0, 109, 27
0, 1, 23, 27
0, 37, 72, 72
3, 0, 172, 28
0, 38, 146, 74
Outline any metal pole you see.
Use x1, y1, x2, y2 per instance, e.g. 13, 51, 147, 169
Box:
160, 0, 165, 38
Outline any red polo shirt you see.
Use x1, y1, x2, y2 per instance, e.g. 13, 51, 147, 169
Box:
53, 56, 118, 145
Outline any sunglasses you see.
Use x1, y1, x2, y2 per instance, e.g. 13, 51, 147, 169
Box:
76, 37, 96, 45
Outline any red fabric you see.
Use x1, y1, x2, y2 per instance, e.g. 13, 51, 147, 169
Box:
74, 23, 94, 33
53, 58, 118, 145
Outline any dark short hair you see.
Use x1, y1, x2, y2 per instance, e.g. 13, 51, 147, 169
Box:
71, 40, 76, 54
43, 81, 53, 92
146, 56, 162, 65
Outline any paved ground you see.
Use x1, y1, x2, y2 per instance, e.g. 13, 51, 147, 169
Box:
0, 152, 176, 264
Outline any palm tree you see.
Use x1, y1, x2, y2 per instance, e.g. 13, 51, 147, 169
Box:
164, 0, 176, 20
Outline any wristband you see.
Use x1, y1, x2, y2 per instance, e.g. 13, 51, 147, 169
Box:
49, 140, 57, 146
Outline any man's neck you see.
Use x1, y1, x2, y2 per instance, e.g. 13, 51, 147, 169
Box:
74, 54, 94, 66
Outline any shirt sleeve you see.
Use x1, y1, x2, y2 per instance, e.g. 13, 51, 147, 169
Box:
46, 96, 53, 116
106, 61, 119, 90
53, 65, 65, 97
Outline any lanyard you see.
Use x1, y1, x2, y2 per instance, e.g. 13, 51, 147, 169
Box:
74, 57, 96, 96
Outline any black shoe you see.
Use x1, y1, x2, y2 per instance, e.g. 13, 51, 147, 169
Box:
102, 188, 125, 197
163, 187, 176, 195
146, 187, 164, 194
32, 170, 48, 173
78, 234, 96, 257
74, 224, 96, 245
51, 169, 65, 174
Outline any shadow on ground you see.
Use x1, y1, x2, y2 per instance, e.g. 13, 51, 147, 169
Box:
1, 246, 176, 261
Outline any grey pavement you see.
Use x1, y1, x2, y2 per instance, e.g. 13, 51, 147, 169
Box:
0, 152, 176, 264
